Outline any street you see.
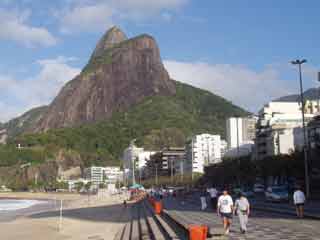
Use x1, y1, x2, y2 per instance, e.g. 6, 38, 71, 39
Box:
163, 196, 320, 239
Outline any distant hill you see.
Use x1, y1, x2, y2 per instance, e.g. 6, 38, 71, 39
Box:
275, 87, 320, 102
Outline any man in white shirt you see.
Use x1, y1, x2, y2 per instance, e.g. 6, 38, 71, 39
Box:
207, 186, 218, 210
217, 189, 234, 235
293, 186, 306, 218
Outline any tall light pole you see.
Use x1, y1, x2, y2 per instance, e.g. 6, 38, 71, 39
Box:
291, 59, 310, 198
318, 72, 320, 114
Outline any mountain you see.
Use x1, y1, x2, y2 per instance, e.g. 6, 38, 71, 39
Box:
0, 106, 47, 141
275, 87, 320, 102
0, 26, 249, 189
16, 80, 247, 161
34, 26, 175, 132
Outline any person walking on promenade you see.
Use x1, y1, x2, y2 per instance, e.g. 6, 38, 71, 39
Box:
207, 186, 218, 210
200, 188, 207, 210
293, 186, 306, 218
234, 192, 250, 234
217, 189, 234, 235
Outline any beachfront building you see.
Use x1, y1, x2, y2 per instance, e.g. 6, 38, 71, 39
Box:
84, 166, 106, 186
84, 166, 123, 186
185, 134, 222, 174
144, 147, 185, 179
255, 101, 317, 160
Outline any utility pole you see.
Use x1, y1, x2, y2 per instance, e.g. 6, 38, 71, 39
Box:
291, 59, 310, 198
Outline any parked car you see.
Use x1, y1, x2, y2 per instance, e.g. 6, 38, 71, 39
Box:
253, 183, 265, 193
265, 186, 289, 202
232, 187, 255, 198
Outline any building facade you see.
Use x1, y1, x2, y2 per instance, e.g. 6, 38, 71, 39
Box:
255, 101, 316, 160
84, 166, 106, 186
144, 147, 185, 179
308, 115, 320, 190
84, 166, 123, 186
186, 134, 222, 174
226, 117, 257, 149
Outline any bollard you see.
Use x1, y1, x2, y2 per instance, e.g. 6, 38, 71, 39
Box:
188, 225, 208, 240
154, 201, 163, 214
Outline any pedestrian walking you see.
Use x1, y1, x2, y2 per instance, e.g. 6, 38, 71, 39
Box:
200, 189, 207, 210
234, 192, 250, 234
217, 188, 234, 235
207, 186, 218, 210
293, 186, 306, 218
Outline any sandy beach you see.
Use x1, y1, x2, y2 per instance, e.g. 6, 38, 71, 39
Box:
0, 192, 129, 240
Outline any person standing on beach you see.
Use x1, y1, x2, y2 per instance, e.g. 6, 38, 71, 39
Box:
293, 186, 306, 218
217, 189, 234, 235
234, 192, 250, 234
207, 186, 218, 210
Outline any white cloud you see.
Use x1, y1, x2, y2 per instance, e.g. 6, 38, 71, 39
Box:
0, 8, 57, 47
60, 4, 114, 33
59, 0, 188, 33
0, 57, 80, 122
164, 60, 297, 112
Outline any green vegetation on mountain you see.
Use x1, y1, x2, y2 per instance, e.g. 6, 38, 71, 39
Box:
2, 81, 248, 168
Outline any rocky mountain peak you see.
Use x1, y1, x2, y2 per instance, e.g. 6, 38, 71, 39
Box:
34, 27, 176, 132
91, 26, 128, 59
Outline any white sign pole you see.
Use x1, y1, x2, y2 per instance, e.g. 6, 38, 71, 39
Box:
59, 199, 63, 232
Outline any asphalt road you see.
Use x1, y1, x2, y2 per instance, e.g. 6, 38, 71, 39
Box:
163, 196, 320, 240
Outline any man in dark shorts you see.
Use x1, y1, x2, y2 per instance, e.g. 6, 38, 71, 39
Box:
293, 186, 306, 218
217, 189, 234, 235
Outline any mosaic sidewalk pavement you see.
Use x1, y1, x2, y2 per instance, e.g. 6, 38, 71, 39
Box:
163, 197, 320, 240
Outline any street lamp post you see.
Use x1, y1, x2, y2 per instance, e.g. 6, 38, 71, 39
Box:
318, 72, 320, 114
291, 59, 310, 198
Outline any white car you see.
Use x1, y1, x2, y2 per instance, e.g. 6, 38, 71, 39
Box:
265, 186, 289, 202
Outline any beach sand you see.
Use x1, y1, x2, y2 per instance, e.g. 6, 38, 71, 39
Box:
0, 192, 129, 240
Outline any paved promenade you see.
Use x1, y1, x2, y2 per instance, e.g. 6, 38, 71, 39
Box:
163, 196, 320, 240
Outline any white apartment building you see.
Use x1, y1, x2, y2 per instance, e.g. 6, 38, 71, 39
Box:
226, 116, 257, 157
255, 101, 316, 160
226, 117, 257, 148
186, 134, 222, 174
84, 166, 123, 186
84, 166, 106, 186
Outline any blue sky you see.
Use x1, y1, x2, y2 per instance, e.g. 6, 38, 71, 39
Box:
1, 0, 320, 122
